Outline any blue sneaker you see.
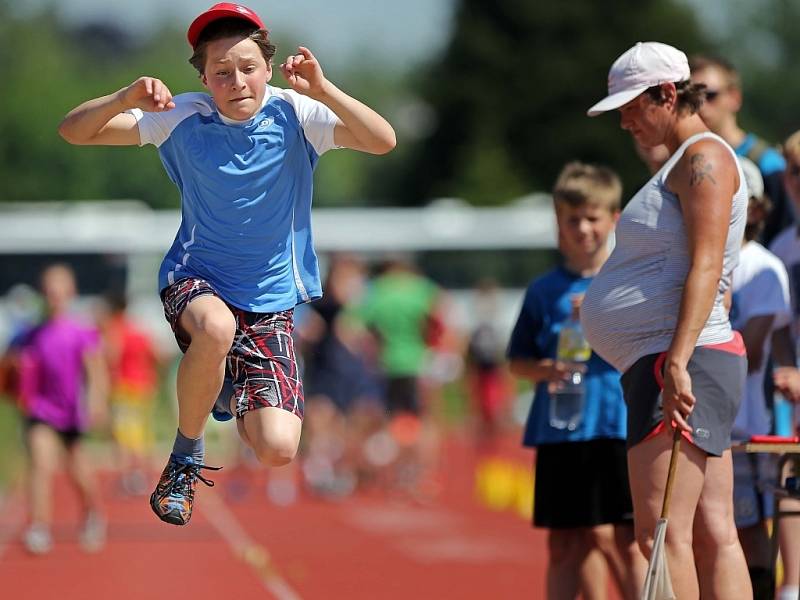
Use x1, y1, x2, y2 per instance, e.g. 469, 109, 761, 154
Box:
211, 378, 235, 422
149, 455, 221, 526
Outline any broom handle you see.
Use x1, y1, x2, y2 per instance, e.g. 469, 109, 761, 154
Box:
660, 428, 683, 520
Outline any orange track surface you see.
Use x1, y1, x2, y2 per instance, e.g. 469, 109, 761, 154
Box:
0, 432, 621, 599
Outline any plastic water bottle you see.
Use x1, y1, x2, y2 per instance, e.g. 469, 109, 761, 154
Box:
774, 392, 793, 437
549, 305, 591, 431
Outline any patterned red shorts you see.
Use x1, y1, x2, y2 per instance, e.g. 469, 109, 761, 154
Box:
161, 277, 304, 419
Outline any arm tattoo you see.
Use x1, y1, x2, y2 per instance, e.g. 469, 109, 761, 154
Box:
689, 153, 717, 186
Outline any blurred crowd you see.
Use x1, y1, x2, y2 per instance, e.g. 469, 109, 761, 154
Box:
0, 253, 520, 552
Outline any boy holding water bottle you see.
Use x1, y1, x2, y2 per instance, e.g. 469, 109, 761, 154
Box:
507, 162, 645, 600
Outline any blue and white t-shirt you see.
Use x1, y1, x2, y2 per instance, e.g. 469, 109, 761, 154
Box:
130, 84, 339, 312
507, 266, 627, 447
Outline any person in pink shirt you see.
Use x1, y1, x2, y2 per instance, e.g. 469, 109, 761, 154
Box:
16, 264, 109, 554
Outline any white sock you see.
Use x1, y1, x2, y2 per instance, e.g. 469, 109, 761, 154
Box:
778, 585, 800, 600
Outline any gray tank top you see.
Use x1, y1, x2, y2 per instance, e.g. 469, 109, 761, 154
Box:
581, 132, 747, 372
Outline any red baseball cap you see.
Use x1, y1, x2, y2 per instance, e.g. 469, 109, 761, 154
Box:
187, 3, 266, 48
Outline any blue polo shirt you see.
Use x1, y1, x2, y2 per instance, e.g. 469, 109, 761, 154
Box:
507, 266, 627, 447
131, 85, 339, 312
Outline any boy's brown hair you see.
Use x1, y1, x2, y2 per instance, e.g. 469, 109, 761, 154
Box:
783, 130, 800, 164
189, 18, 276, 75
552, 162, 622, 213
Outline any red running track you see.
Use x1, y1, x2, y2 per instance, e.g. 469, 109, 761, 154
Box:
0, 431, 622, 599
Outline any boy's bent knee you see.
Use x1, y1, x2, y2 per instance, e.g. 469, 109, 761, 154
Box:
181, 301, 235, 353
242, 407, 302, 466
253, 444, 297, 467
251, 435, 300, 467
192, 313, 235, 349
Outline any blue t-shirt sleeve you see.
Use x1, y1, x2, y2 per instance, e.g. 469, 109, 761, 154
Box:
758, 148, 786, 176
507, 287, 543, 360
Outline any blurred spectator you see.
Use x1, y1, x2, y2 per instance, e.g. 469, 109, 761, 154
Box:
690, 55, 793, 246
359, 255, 445, 499
98, 290, 161, 496
0, 284, 40, 402
297, 254, 384, 497
729, 157, 791, 599
766, 129, 800, 600
14, 264, 109, 555
465, 278, 513, 443
508, 162, 644, 599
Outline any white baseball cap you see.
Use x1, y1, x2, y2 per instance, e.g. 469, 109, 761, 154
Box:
738, 156, 764, 199
587, 42, 691, 117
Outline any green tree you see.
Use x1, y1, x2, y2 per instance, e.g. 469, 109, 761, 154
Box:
389, 0, 713, 206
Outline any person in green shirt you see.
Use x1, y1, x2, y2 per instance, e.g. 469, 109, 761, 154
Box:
360, 256, 444, 498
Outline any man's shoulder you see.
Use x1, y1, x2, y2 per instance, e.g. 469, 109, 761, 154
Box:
741, 132, 786, 175
757, 147, 786, 176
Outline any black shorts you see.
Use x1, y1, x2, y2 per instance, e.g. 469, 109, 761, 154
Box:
533, 439, 633, 529
733, 452, 777, 528
25, 418, 83, 448
621, 334, 745, 457
161, 277, 304, 420
386, 376, 420, 415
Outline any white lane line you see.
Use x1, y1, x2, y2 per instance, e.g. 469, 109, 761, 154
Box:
203, 489, 302, 600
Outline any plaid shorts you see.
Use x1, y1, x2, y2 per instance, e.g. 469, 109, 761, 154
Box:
161, 277, 304, 420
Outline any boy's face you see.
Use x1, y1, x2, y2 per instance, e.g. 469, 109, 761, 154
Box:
202, 36, 272, 121
555, 203, 619, 260
784, 151, 800, 211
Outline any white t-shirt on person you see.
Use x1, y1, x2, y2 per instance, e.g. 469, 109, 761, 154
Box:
729, 241, 791, 437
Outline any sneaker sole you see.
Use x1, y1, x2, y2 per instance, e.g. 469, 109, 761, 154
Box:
149, 493, 191, 526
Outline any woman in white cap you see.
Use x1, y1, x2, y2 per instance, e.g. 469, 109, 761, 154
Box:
580, 42, 753, 598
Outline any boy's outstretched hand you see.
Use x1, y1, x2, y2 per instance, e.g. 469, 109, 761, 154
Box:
118, 77, 176, 112
280, 47, 327, 98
